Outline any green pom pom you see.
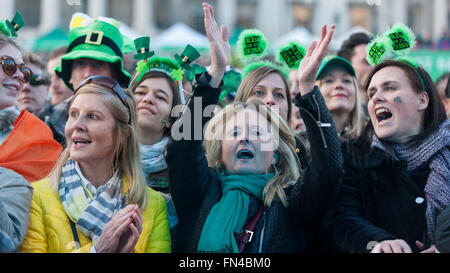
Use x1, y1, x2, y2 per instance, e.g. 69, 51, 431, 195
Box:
242, 61, 288, 80
276, 41, 306, 69
366, 35, 392, 66
237, 29, 268, 62
384, 23, 416, 54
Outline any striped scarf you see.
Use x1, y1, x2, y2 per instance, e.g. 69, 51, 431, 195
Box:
372, 119, 450, 243
59, 159, 126, 244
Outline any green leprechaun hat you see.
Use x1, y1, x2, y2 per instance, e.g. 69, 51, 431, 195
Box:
174, 44, 201, 70
55, 15, 132, 91
134, 36, 155, 60
0, 11, 25, 38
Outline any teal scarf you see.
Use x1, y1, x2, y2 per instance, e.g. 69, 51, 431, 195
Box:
197, 172, 275, 253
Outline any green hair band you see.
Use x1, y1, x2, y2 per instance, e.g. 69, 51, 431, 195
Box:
276, 41, 306, 69
366, 35, 392, 66
237, 29, 268, 62
384, 23, 416, 54
135, 56, 180, 83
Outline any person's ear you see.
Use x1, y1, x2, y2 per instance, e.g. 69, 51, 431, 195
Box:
417, 90, 429, 112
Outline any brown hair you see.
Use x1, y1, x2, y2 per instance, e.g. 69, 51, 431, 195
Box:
129, 70, 181, 136
364, 60, 446, 143
235, 65, 292, 125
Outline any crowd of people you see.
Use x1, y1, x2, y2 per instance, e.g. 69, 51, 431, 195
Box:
0, 3, 449, 253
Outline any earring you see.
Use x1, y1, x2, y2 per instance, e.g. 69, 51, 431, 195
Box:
418, 106, 423, 112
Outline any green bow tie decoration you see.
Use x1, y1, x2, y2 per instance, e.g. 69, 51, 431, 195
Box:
0, 11, 25, 38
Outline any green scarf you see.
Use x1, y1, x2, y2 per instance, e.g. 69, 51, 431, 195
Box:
197, 172, 275, 253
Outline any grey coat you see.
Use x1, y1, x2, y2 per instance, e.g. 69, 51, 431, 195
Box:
0, 167, 33, 250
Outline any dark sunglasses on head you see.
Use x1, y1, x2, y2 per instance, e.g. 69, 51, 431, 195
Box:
30, 74, 51, 86
1, 55, 33, 83
75, 75, 131, 124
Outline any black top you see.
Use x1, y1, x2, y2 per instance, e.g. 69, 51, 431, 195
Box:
330, 138, 430, 253
167, 73, 343, 252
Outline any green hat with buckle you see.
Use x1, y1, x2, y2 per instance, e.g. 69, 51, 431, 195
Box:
315, 55, 356, 81
55, 17, 132, 91
174, 44, 201, 70
0, 11, 25, 39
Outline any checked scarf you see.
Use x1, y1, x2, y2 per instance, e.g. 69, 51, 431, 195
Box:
59, 159, 126, 244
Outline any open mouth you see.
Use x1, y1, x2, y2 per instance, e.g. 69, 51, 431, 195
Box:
375, 107, 392, 123
73, 139, 92, 145
3, 84, 19, 94
237, 149, 254, 159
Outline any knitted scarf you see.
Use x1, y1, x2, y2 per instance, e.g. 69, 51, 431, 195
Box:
59, 159, 126, 244
139, 136, 169, 178
197, 172, 274, 253
371, 119, 450, 243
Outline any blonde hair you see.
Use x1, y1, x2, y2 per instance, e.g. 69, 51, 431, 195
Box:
48, 84, 147, 209
317, 74, 365, 140
235, 65, 292, 125
204, 99, 300, 207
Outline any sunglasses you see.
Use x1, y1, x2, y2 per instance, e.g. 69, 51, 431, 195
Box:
30, 74, 51, 86
1, 55, 33, 83
75, 75, 131, 124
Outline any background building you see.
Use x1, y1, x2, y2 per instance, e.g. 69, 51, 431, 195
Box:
0, 0, 448, 78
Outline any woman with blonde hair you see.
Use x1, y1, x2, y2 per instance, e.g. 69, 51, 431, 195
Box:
315, 55, 366, 141
167, 16, 343, 252
20, 76, 171, 253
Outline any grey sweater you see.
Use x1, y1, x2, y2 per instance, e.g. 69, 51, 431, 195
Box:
0, 167, 33, 250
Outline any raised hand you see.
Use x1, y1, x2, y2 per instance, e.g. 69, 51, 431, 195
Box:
297, 24, 336, 96
203, 2, 230, 88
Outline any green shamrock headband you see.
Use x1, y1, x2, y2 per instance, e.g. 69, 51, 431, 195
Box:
0, 11, 25, 39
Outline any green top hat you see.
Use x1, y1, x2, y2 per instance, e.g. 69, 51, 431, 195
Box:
0, 11, 25, 38
133, 37, 155, 60
315, 55, 356, 81
174, 44, 200, 70
55, 20, 132, 91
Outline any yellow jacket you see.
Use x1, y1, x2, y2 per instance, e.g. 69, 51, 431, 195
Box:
20, 179, 171, 253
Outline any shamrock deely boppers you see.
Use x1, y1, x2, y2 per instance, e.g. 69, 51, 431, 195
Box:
133, 36, 155, 83
0, 11, 25, 39
366, 23, 417, 66
237, 29, 268, 62
276, 41, 307, 69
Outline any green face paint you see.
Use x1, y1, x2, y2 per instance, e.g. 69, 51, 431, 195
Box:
394, 96, 402, 104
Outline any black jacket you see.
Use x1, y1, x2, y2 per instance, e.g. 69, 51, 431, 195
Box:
167, 75, 343, 253
330, 137, 430, 253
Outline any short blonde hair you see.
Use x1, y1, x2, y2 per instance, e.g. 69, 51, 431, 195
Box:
48, 84, 147, 209
204, 99, 300, 207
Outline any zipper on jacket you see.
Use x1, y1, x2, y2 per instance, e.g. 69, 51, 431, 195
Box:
258, 211, 267, 253
312, 94, 328, 149
298, 94, 329, 149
